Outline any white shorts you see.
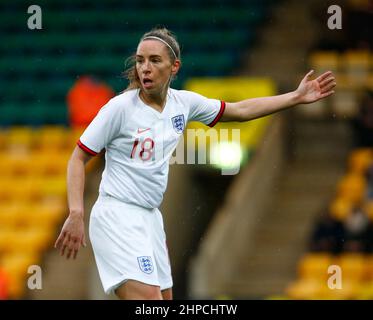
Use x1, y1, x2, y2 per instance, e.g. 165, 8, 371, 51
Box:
89, 194, 173, 295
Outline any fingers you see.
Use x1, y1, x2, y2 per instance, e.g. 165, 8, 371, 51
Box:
55, 224, 85, 259
67, 237, 81, 260
319, 75, 335, 88
305, 69, 315, 79
73, 242, 81, 260
321, 80, 336, 94
54, 231, 66, 249
81, 233, 87, 247
61, 235, 70, 257
316, 71, 333, 82
320, 90, 335, 99
57, 233, 84, 259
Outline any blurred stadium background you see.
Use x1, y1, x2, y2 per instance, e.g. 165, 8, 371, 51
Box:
0, 0, 372, 300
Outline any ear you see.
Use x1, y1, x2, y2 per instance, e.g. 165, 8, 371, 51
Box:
171, 59, 181, 76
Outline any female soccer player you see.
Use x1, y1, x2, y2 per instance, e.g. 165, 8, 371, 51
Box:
55, 27, 336, 300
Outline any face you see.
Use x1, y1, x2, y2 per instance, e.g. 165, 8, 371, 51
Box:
136, 39, 180, 94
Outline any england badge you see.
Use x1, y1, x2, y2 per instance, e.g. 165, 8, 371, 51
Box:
137, 256, 154, 274
171, 114, 185, 134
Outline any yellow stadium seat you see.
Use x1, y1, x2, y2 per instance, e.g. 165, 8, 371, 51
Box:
184, 77, 275, 148
309, 51, 339, 74
364, 255, 373, 280
337, 174, 367, 205
336, 253, 366, 282
318, 280, 362, 300
0, 252, 39, 299
297, 253, 334, 280
29, 151, 70, 177
20, 202, 66, 228
0, 129, 6, 152
39, 177, 67, 200
348, 148, 373, 174
285, 278, 324, 299
0, 203, 23, 228
343, 50, 371, 85
0, 177, 38, 202
0, 155, 13, 178
363, 201, 373, 222
329, 197, 354, 221
0, 227, 14, 253
356, 281, 373, 300
34, 126, 72, 151
0, 153, 34, 177
7, 226, 54, 254
5, 127, 35, 152
0, 178, 16, 201
330, 75, 359, 118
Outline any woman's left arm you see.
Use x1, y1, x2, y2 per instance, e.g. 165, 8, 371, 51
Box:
220, 70, 336, 122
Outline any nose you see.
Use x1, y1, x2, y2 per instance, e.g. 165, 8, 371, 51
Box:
141, 60, 151, 74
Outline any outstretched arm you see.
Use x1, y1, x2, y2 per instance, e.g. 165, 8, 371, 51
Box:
220, 70, 336, 122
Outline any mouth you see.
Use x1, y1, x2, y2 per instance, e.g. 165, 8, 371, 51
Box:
142, 78, 153, 89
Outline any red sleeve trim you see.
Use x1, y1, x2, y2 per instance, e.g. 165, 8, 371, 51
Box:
77, 140, 98, 156
208, 101, 226, 127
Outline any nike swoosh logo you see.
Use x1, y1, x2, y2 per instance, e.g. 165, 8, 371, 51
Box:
137, 128, 150, 134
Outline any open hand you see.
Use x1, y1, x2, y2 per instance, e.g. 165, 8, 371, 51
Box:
54, 214, 86, 260
295, 70, 336, 104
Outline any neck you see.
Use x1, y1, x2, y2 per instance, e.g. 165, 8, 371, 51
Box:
140, 87, 168, 112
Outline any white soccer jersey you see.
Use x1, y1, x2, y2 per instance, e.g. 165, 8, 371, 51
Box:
78, 88, 225, 209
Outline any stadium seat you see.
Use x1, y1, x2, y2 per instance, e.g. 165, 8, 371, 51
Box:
337, 174, 367, 205
0, 227, 14, 254
0, 155, 14, 177
0, 130, 7, 152
285, 278, 324, 300
364, 255, 373, 280
34, 126, 72, 151
5, 126, 35, 151
29, 151, 70, 177
39, 177, 67, 200
347, 148, 373, 174
20, 202, 66, 228
363, 201, 373, 221
297, 253, 334, 280
309, 51, 339, 74
7, 226, 54, 254
356, 282, 373, 300
330, 75, 359, 118
329, 196, 354, 221
0, 252, 39, 299
0, 153, 33, 177
317, 280, 361, 300
0, 204, 23, 229
343, 50, 371, 85
336, 253, 366, 282
0, 177, 38, 202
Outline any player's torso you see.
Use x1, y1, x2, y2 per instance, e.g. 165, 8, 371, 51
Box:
108, 89, 188, 167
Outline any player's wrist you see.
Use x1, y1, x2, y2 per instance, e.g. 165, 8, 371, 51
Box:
290, 90, 302, 106
69, 208, 84, 219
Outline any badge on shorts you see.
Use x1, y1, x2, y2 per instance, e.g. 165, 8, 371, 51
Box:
171, 114, 185, 134
137, 256, 154, 274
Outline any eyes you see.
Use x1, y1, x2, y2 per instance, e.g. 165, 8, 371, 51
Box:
136, 57, 162, 64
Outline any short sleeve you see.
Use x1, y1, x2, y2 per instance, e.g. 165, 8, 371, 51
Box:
77, 99, 123, 155
186, 91, 225, 127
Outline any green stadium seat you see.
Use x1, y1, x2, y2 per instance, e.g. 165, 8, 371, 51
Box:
1, 0, 271, 126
